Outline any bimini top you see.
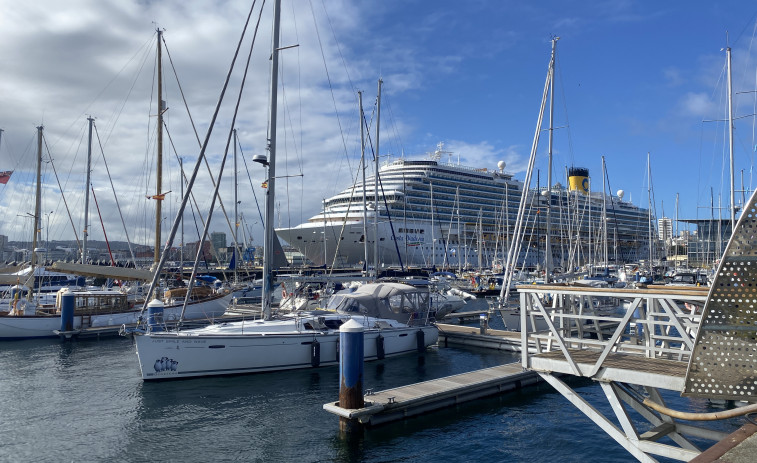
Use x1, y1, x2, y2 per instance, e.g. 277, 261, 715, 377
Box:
325, 282, 431, 325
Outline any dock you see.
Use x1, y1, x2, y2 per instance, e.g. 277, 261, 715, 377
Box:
323, 362, 539, 426
437, 323, 525, 351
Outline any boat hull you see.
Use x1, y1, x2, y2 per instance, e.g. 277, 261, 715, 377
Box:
0, 293, 232, 340
134, 321, 439, 380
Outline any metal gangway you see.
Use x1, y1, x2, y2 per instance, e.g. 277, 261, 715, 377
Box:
514, 281, 754, 462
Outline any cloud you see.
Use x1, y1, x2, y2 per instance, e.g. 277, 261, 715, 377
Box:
679, 92, 717, 118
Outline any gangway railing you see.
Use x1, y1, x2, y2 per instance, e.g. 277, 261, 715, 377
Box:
515, 285, 707, 374
509, 284, 738, 462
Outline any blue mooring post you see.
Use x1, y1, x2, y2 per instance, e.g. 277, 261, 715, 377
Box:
339, 319, 365, 433
147, 299, 165, 332
60, 292, 75, 332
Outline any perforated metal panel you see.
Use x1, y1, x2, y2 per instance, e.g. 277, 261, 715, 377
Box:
683, 190, 757, 399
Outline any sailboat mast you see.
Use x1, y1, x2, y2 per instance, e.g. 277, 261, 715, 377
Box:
359, 91, 369, 274
430, 182, 435, 269
545, 36, 558, 284
262, 0, 282, 320
602, 156, 608, 267
647, 152, 653, 273
154, 28, 164, 265
82, 116, 94, 264
29, 126, 43, 297
374, 79, 382, 277
179, 157, 184, 272
233, 128, 238, 284
726, 46, 736, 231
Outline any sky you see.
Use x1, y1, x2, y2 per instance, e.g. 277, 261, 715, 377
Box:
1, 0, 757, 251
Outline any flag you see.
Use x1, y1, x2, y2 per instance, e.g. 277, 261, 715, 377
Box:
227, 248, 236, 270
0, 171, 13, 185
261, 181, 268, 189
146, 190, 171, 200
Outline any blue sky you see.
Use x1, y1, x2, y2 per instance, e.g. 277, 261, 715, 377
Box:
1, 0, 756, 248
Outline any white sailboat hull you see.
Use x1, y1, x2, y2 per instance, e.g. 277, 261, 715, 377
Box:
134, 317, 439, 380
0, 293, 232, 340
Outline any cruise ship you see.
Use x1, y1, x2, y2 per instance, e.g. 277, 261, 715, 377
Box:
275, 147, 653, 270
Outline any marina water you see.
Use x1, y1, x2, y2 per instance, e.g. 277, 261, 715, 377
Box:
0, 331, 737, 462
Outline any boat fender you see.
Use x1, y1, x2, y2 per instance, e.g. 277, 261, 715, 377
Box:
376, 334, 385, 360
282, 288, 287, 299
311, 339, 321, 367
416, 329, 425, 353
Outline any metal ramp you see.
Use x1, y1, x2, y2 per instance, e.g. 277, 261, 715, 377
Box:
683, 199, 757, 400
514, 284, 738, 462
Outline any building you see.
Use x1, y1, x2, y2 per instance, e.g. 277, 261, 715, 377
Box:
658, 217, 673, 243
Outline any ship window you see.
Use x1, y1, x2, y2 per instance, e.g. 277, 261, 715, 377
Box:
380, 238, 385, 241
297, 236, 302, 240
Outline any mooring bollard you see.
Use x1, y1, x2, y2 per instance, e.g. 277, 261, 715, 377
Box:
339, 319, 364, 433
147, 299, 165, 332
60, 292, 75, 332
479, 313, 488, 335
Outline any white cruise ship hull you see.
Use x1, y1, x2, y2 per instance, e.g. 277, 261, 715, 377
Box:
276, 220, 539, 269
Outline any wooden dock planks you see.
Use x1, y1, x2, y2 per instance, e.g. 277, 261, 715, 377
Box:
323, 362, 539, 426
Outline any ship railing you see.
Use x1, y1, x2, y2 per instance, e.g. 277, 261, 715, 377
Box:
513, 284, 707, 378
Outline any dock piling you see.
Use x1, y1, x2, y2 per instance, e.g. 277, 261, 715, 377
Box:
60, 292, 74, 332
338, 319, 364, 433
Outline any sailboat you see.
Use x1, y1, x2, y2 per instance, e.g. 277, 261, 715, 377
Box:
0, 33, 231, 340
129, 0, 438, 380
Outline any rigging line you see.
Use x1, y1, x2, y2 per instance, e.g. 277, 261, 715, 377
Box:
326, 107, 379, 273
363, 112, 405, 271
382, 95, 405, 159
237, 141, 265, 225
164, 12, 266, 282
292, 8, 305, 236
93, 122, 137, 267
316, 0, 357, 96
42, 132, 82, 254
307, 0, 352, 175
141, 0, 258, 309
180, 0, 262, 321
99, 36, 155, 149
162, 122, 229, 282
554, 53, 575, 166
90, 187, 116, 266
164, 116, 232, 278
602, 160, 622, 255
161, 35, 201, 147
325, 147, 366, 273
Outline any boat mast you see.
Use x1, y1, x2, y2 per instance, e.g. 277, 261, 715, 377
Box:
359, 91, 369, 275
456, 186, 461, 273
647, 152, 653, 275
28, 126, 43, 299
374, 79, 382, 277
726, 46, 736, 231
179, 157, 184, 273
262, 0, 282, 320
82, 116, 94, 264
675, 192, 679, 271
430, 182, 435, 269
233, 128, 238, 284
545, 36, 558, 284
154, 28, 164, 265
602, 156, 608, 268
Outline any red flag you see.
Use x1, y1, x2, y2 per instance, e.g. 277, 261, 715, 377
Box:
0, 171, 12, 185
